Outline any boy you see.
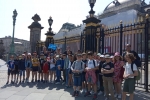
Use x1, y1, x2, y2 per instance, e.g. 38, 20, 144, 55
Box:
71, 54, 84, 97
18, 54, 26, 83
84, 51, 98, 100
6, 55, 15, 84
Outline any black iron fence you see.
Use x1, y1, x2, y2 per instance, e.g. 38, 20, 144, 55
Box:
99, 15, 150, 92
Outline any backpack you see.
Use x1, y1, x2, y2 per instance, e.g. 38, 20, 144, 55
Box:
131, 63, 141, 80
73, 61, 83, 77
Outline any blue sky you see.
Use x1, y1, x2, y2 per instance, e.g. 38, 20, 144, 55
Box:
0, 0, 149, 41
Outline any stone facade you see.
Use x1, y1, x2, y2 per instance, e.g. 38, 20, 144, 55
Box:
0, 36, 30, 54
28, 14, 43, 53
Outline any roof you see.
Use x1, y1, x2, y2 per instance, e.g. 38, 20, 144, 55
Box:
103, 0, 142, 13
53, 25, 85, 40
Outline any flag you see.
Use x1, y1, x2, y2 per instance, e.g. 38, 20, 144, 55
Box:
48, 44, 57, 50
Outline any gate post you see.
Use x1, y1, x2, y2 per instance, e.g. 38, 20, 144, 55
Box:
120, 20, 123, 55
145, 14, 149, 92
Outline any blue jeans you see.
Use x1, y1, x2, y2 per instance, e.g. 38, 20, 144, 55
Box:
56, 67, 61, 82
65, 69, 69, 86
73, 75, 82, 86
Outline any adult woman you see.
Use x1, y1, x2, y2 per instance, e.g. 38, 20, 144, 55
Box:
25, 53, 32, 83
113, 52, 124, 99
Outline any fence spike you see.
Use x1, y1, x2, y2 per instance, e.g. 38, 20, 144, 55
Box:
137, 16, 140, 23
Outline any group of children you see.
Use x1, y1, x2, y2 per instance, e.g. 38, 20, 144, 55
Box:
6, 49, 139, 100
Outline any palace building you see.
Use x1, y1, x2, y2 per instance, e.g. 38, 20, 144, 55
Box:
53, 0, 150, 54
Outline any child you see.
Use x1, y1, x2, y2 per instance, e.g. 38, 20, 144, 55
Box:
84, 51, 98, 100
71, 54, 84, 97
49, 54, 56, 83
43, 57, 50, 83
122, 53, 138, 100
6, 55, 15, 84
18, 54, 26, 83
38, 53, 45, 82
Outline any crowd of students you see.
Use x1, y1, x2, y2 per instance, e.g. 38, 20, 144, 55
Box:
6, 44, 140, 100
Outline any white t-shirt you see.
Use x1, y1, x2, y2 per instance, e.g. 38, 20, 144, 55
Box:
87, 60, 98, 69
123, 62, 138, 78
50, 59, 55, 69
68, 61, 71, 69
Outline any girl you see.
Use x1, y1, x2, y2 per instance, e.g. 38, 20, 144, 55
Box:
113, 52, 124, 99
122, 53, 138, 100
25, 53, 32, 83
68, 54, 74, 87
49, 54, 56, 83
43, 57, 50, 83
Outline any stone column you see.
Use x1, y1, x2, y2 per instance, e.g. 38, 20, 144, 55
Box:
28, 14, 44, 53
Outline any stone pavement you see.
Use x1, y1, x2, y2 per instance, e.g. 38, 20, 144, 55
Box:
0, 59, 150, 100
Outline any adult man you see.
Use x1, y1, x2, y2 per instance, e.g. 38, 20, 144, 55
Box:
123, 44, 141, 67
123, 44, 140, 60
64, 46, 73, 55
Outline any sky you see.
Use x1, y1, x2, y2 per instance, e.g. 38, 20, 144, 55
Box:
0, 0, 150, 41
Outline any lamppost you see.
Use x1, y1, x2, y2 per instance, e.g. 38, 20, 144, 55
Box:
63, 32, 67, 51
10, 9, 18, 56
82, 0, 100, 52
45, 16, 55, 52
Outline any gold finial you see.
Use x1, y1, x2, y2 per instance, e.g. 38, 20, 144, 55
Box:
141, 16, 144, 22
146, 14, 149, 19
137, 17, 140, 23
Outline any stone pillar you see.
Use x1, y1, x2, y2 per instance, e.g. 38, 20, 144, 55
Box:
28, 14, 44, 53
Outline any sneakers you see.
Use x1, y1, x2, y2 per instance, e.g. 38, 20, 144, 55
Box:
90, 90, 94, 94
75, 91, 79, 97
72, 91, 76, 97
105, 97, 109, 100
6, 81, 9, 85
11, 80, 14, 84
114, 93, 117, 97
55, 82, 60, 84
98, 91, 103, 95
118, 94, 122, 99
62, 82, 65, 85
84, 91, 92, 97
92, 94, 98, 100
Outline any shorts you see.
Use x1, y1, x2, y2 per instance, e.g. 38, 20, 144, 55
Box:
50, 67, 56, 71
38, 67, 42, 73
73, 75, 82, 86
82, 73, 86, 82
19, 70, 25, 76
69, 69, 72, 74
14, 70, 19, 74
8, 70, 15, 75
123, 78, 135, 94
32, 67, 38, 72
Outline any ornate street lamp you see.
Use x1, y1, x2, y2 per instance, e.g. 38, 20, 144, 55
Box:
10, 9, 18, 56
48, 16, 53, 28
45, 16, 55, 52
88, 0, 96, 9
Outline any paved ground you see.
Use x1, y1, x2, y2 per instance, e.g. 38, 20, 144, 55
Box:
0, 59, 150, 100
